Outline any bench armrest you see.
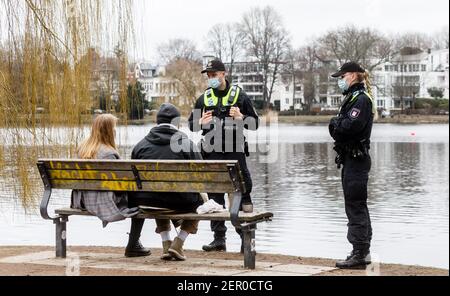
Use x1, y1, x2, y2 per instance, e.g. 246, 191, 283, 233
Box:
37, 162, 59, 221
227, 163, 244, 228
229, 191, 242, 228
40, 188, 59, 221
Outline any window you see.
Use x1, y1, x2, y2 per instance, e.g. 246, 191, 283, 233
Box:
374, 75, 385, 85
286, 98, 290, 105
421, 65, 427, 72
285, 86, 290, 92
331, 97, 340, 106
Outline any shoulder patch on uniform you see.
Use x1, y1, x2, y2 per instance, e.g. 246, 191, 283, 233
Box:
350, 108, 361, 119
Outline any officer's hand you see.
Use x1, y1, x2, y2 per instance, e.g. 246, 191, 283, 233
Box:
329, 117, 338, 138
199, 111, 213, 126
229, 107, 243, 120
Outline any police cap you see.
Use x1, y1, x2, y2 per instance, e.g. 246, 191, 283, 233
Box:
331, 62, 365, 78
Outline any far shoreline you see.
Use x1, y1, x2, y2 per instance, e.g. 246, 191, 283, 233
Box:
275, 115, 449, 125
0, 114, 448, 128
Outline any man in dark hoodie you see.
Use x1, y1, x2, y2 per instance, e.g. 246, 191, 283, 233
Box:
128, 103, 204, 261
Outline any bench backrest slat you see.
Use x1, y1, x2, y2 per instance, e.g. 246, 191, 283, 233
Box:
47, 170, 232, 183
43, 160, 232, 172
50, 180, 235, 193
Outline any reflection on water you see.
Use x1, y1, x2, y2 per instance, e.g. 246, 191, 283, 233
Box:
0, 124, 448, 269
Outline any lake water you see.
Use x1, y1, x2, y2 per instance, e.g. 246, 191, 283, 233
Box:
0, 123, 448, 269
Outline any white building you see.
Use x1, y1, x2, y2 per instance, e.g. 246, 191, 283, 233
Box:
297, 49, 449, 112
373, 48, 449, 111
229, 62, 265, 109
270, 72, 304, 112
129, 62, 178, 106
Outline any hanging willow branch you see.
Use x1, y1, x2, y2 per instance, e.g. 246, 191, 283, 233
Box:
24, 0, 75, 58
0, 0, 135, 210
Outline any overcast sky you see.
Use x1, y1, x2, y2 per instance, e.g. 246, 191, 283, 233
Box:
131, 0, 449, 62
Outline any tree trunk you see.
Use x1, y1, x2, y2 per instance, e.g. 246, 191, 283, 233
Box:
268, 62, 280, 111
292, 73, 296, 115
263, 62, 269, 111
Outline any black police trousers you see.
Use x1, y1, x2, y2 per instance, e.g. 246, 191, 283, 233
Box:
204, 151, 253, 238
342, 154, 372, 251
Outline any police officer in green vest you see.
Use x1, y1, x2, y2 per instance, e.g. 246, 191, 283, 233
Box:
329, 61, 376, 269
188, 59, 259, 252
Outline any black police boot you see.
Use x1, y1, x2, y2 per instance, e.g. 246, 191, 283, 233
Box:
125, 219, 151, 258
125, 239, 151, 258
202, 234, 226, 252
336, 249, 371, 269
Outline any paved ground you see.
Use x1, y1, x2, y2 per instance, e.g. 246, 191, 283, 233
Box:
0, 246, 447, 276
0, 250, 335, 276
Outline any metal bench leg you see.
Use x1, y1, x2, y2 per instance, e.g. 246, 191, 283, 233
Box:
242, 225, 256, 270
55, 216, 68, 258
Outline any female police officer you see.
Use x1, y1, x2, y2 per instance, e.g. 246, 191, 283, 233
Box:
329, 61, 377, 269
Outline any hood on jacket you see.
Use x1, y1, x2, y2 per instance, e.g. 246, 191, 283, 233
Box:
145, 124, 185, 146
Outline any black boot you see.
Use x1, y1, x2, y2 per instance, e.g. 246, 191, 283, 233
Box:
336, 249, 371, 269
202, 233, 226, 252
125, 218, 151, 258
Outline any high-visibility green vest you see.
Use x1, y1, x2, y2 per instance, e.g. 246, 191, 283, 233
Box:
347, 90, 376, 115
203, 85, 241, 107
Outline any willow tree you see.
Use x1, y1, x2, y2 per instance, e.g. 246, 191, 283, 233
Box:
0, 0, 134, 209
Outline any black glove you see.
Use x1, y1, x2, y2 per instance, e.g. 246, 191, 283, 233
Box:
329, 117, 339, 138
335, 154, 343, 169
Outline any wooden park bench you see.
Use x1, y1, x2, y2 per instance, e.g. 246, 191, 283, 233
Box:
37, 159, 273, 269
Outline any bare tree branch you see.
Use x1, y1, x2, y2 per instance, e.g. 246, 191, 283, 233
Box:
157, 38, 201, 65
240, 6, 291, 109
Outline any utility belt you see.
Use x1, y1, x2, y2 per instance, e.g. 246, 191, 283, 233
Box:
199, 134, 249, 157
334, 140, 369, 169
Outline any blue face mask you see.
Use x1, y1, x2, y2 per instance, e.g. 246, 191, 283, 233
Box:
338, 78, 350, 92
208, 78, 221, 89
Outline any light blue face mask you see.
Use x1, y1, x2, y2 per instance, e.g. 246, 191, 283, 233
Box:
208, 78, 221, 89
338, 78, 350, 92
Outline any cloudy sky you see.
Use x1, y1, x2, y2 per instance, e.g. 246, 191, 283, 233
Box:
132, 0, 449, 61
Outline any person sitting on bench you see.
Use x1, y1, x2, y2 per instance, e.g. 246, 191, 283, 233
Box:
71, 114, 151, 258
128, 103, 204, 261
